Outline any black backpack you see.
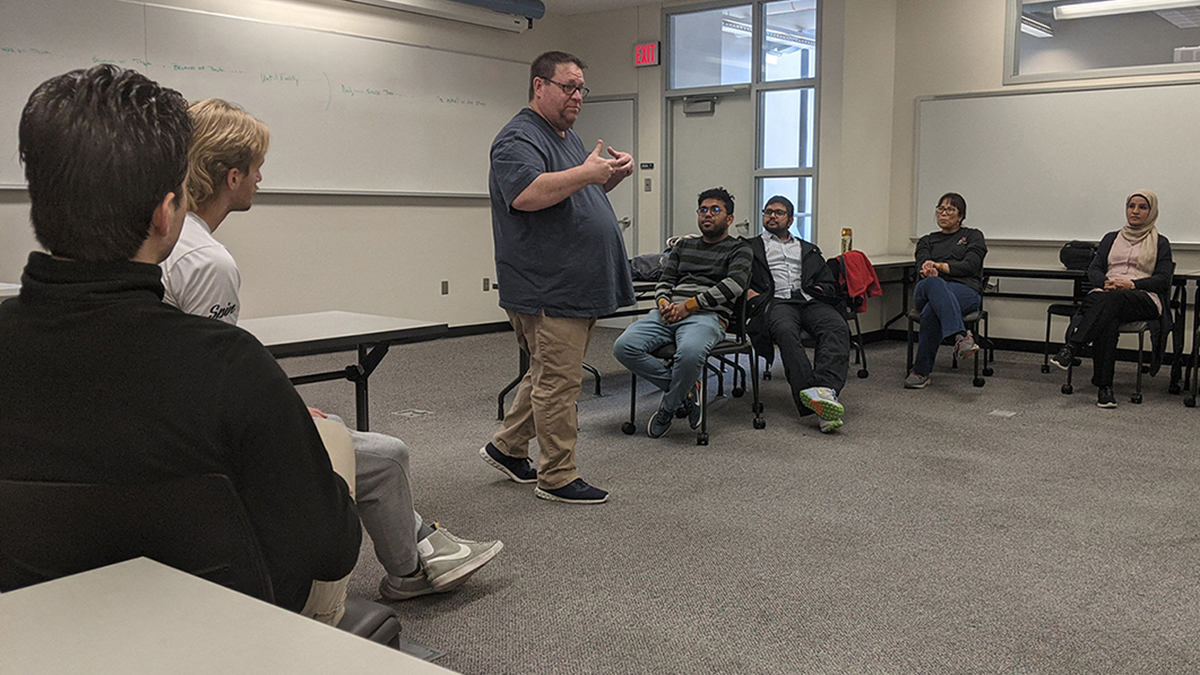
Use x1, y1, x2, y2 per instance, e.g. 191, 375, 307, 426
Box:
1059, 241, 1097, 270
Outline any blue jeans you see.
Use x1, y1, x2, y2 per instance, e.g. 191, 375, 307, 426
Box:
912, 276, 980, 376
613, 310, 726, 413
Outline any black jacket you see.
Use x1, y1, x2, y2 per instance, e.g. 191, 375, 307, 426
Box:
746, 234, 842, 357
0, 253, 362, 611
1088, 231, 1174, 375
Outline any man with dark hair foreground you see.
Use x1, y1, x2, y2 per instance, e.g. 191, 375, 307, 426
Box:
747, 195, 851, 433
0, 65, 361, 622
614, 187, 753, 439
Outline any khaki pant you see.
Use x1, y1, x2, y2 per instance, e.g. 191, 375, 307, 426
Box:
299, 417, 357, 627
493, 311, 595, 490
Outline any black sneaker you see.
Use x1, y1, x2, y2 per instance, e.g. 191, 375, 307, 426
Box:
534, 478, 609, 504
479, 443, 537, 483
1097, 386, 1117, 409
647, 405, 674, 438
1051, 345, 1075, 371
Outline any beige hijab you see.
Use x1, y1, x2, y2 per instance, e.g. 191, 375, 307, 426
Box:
1121, 190, 1159, 276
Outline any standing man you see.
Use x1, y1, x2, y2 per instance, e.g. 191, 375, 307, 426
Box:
481, 51, 635, 505
613, 188, 753, 438
746, 196, 850, 433
162, 98, 502, 601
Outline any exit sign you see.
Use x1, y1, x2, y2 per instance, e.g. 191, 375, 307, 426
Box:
635, 42, 659, 67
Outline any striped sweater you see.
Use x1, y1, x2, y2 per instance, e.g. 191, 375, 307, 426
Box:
656, 236, 753, 322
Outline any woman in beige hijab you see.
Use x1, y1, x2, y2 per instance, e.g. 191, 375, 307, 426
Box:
1051, 190, 1173, 408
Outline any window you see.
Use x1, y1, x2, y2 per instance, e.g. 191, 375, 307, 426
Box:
1007, 0, 1200, 83
667, 1, 820, 241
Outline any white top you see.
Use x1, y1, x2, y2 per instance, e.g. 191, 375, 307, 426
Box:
161, 212, 241, 324
760, 231, 811, 302
0, 558, 459, 675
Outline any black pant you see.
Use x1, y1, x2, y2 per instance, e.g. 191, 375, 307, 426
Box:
1068, 290, 1158, 387
767, 299, 851, 414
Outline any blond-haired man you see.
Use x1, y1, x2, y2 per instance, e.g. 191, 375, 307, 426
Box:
162, 99, 502, 601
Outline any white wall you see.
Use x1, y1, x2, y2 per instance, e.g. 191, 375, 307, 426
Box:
888, 0, 1200, 343
0, 0, 568, 326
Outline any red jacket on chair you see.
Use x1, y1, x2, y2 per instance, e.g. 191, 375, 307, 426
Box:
838, 250, 882, 313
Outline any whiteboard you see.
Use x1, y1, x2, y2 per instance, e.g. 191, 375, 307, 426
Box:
0, 0, 529, 196
915, 83, 1200, 245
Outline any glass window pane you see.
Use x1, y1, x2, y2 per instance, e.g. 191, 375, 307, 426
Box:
669, 5, 753, 89
760, 88, 815, 169
759, 177, 814, 241
763, 0, 817, 81
1012, 1, 1200, 81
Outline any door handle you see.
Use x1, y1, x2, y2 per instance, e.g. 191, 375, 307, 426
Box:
618, 216, 632, 230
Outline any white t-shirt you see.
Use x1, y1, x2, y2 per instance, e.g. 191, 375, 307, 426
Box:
160, 212, 241, 324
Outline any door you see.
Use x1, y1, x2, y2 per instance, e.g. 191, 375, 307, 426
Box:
572, 97, 637, 257
667, 91, 754, 242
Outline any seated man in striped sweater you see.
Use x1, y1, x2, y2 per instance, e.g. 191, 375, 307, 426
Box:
614, 187, 754, 438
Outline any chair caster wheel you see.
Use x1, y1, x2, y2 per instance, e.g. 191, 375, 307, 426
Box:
753, 418, 766, 430
731, 387, 744, 398
621, 422, 636, 435
857, 369, 869, 379
1131, 394, 1143, 404
982, 367, 994, 377
1061, 384, 1073, 395
1185, 396, 1196, 408
972, 377, 985, 387
696, 433, 709, 446
1169, 383, 1181, 395
1041, 365, 1050, 374
762, 371, 772, 380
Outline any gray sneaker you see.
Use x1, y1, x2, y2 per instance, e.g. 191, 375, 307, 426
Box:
904, 372, 930, 389
953, 332, 980, 361
379, 567, 437, 601
378, 526, 503, 601
419, 526, 503, 591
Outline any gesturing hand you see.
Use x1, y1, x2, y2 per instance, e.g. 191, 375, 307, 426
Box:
607, 146, 634, 180
583, 139, 616, 185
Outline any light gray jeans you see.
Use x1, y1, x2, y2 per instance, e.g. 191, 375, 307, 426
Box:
326, 414, 424, 578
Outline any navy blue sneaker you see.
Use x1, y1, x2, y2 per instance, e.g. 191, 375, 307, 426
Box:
648, 405, 674, 438
676, 382, 702, 430
534, 478, 609, 504
479, 443, 536, 484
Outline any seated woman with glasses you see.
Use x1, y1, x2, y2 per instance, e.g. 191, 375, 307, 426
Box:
1050, 190, 1173, 408
904, 192, 988, 389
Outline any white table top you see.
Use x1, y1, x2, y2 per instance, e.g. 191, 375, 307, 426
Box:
239, 311, 448, 358
0, 558, 458, 675
0, 282, 19, 299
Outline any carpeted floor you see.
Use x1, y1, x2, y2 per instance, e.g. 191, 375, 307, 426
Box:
283, 328, 1200, 675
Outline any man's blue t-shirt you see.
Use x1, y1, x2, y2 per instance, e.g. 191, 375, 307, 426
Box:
489, 108, 635, 318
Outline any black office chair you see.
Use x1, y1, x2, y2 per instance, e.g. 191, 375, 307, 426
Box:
1060, 320, 1154, 403
826, 256, 870, 379
621, 295, 765, 445
904, 275, 994, 387
0, 474, 402, 648
1042, 275, 1093, 373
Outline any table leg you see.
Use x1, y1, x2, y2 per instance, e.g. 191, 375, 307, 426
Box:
497, 349, 530, 421
356, 345, 370, 431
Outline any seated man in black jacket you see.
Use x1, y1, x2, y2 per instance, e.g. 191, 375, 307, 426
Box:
747, 196, 851, 433
0, 65, 361, 622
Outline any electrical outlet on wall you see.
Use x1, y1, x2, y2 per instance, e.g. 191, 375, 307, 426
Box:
483, 277, 490, 291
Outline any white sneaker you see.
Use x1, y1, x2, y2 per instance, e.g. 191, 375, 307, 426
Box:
799, 386, 845, 421
819, 417, 844, 434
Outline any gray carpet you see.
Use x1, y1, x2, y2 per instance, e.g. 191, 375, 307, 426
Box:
283, 329, 1200, 674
